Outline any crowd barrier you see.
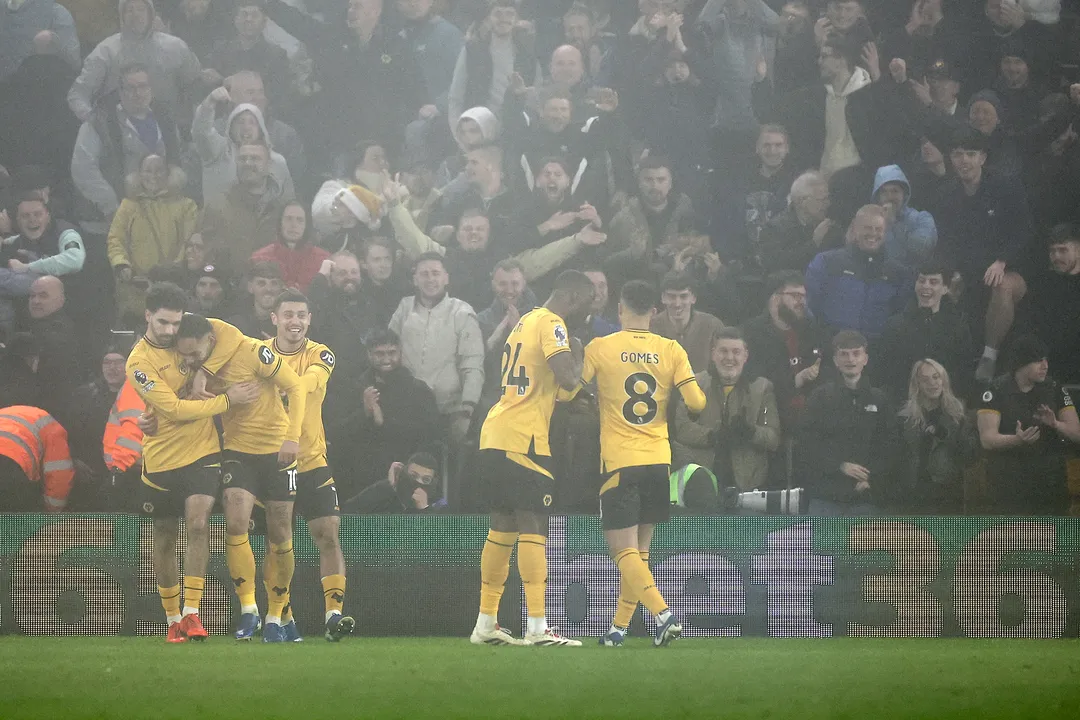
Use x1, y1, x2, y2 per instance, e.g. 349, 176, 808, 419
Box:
1, 514, 1078, 638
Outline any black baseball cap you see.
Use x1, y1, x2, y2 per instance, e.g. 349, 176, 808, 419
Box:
926, 58, 958, 82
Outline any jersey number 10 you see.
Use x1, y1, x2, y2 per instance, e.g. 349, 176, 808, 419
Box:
501, 342, 531, 396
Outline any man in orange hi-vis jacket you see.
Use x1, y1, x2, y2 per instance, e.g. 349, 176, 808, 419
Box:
103, 381, 145, 474
0, 406, 75, 512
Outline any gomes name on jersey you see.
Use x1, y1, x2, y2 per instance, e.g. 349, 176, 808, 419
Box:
621, 352, 659, 364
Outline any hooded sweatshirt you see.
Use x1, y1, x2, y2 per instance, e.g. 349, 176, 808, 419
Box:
820, 66, 871, 178
436, 106, 500, 201
67, 0, 202, 121
192, 101, 295, 202
871, 165, 938, 270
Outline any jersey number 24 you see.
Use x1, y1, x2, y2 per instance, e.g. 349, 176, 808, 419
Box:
501, 342, 530, 396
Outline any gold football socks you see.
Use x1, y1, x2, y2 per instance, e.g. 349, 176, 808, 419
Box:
476, 530, 518, 630
612, 550, 648, 630
159, 584, 181, 624
264, 540, 294, 625
322, 574, 347, 622
226, 533, 258, 613
613, 548, 668, 618
517, 533, 548, 634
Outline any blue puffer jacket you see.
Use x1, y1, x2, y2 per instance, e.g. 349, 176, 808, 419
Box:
805, 246, 912, 339
871, 165, 938, 270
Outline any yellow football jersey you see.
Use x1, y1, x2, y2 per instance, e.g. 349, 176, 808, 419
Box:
479, 307, 572, 457
125, 319, 247, 473
273, 338, 334, 473
582, 330, 701, 473
211, 338, 306, 455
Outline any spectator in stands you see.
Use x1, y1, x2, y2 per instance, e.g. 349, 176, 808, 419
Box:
605, 154, 695, 282
965, 89, 1024, 179
396, 0, 464, 114
261, 0, 426, 165
67, 0, 204, 123
2, 191, 85, 278
311, 181, 383, 255
223, 71, 306, 187
345, 330, 441, 496
805, 204, 911, 340
716, 124, 798, 263
582, 267, 619, 340
251, 201, 330, 293
872, 164, 937, 270
772, 0, 818, 95
0, 31, 81, 185
879, 261, 974, 401
650, 272, 725, 373
1030, 224, 1080, 385
205, 1, 291, 107
168, 0, 232, 63
477, 259, 537, 404
192, 86, 295, 204
447, 0, 540, 128
307, 251, 382, 381
758, 170, 834, 275
673, 327, 781, 493
0, 2, 79, 81
912, 58, 968, 151
188, 262, 228, 317
357, 237, 406, 328
434, 144, 530, 253
744, 271, 830, 430
923, 128, 1032, 382
351, 452, 445, 513
893, 359, 976, 514
562, 2, 614, 88
389, 252, 484, 446
798, 330, 894, 516
201, 141, 294, 269
62, 343, 131, 487
977, 335, 1080, 515
107, 155, 197, 327
439, 106, 499, 195
0, 405, 75, 512
227, 261, 283, 339
71, 63, 182, 239
22, 275, 86, 415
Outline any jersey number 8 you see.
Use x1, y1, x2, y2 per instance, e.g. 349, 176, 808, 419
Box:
501, 342, 531, 396
623, 372, 658, 425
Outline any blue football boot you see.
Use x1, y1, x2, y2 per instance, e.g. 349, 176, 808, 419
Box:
234, 612, 262, 640
324, 612, 355, 642
282, 619, 303, 642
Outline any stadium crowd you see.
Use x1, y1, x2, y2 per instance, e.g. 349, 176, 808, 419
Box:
2, 0, 1080, 518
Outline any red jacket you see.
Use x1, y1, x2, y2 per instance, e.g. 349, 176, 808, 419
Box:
251, 242, 330, 293
0, 406, 74, 511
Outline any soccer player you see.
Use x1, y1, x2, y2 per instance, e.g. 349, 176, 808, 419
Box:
471, 270, 596, 647
173, 313, 307, 641
264, 290, 355, 642
581, 280, 706, 647
127, 283, 258, 643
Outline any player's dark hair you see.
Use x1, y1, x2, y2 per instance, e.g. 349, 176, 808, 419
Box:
366, 328, 401, 349
620, 280, 657, 315
832, 329, 868, 352
552, 269, 593, 296
145, 282, 189, 312
177, 313, 213, 340
273, 290, 308, 311
660, 272, 694, 295
407, 451, 440, 473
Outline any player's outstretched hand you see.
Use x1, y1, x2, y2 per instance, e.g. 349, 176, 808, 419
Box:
226, 381, 260, 405
278, 440, 299, 467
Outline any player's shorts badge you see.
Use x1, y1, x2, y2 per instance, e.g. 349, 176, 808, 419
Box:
223, 472, 233, 484
543, 494, 553, 507
142, 502, 154, 513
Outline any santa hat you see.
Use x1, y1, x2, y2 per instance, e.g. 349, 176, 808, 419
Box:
335, 184, 383, 229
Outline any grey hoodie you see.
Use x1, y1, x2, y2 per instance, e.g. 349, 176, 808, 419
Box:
193, 101, 295, 202
67, 0, 202, 121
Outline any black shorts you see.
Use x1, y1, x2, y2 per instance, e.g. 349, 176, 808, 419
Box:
599, 464, 671, 530
481, 449, 555, 514
139, 454, 222, 518
295, 465, 340, 519
222, 450, 296, 502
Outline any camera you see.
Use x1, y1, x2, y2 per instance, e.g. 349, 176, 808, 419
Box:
723, 487, 805, 515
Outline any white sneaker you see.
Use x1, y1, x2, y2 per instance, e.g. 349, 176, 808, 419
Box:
523, 628, 582, 647
470, 624, 524, 646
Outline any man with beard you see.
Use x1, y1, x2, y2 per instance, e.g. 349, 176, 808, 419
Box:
477, 259, 538, 409
227, 261, 284, 339
1028, 225, 1080, 386
743, 271, 830, 431
307, 251, 382, 383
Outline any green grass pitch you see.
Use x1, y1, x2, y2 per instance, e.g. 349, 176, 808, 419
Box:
3, 636, 1080, 719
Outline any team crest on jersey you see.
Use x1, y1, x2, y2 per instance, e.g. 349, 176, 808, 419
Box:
259, 346, 275, 365
553, 324, 568, 348
320, 349, 336, 366
178, 361, 188, 375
